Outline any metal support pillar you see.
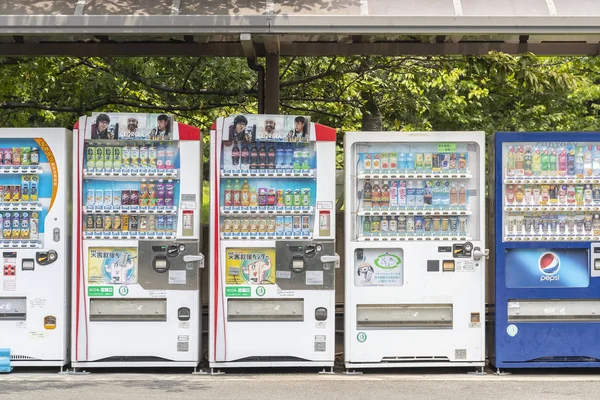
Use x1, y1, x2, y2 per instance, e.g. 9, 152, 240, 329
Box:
265, 54, 280, 114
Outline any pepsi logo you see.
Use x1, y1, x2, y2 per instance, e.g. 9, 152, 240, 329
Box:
539, 252, 560, 275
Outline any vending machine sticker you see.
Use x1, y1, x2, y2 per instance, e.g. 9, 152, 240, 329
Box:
88, 247, 138, 285
438, 143, 457, 153
225, 248, 276, 285
168, 270, 186, 285
180, 194, 196, 210
355, 249, 404, 287
306, 271, 324, 286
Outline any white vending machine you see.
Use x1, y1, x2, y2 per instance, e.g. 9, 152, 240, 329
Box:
0, 128, 71, 369
344, 131, 487, 371
209, 114, 340, 370
71, 113, 204, 369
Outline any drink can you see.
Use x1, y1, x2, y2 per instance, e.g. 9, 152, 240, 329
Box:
103, 215, 112, 232
95, 189, 103, 208
11, 212, 20, 239
506, 216, 515, 234
166, 216, 174, 232
2, 186, 10, 202
424, 217, 432, 234
302, 216, 310, 236
113, 214, 122, 232
11, 185, 21, 202
12, 148, 21, 165
148, 215, 156, 232
121, 190, 130, 206
515, 216, 524, 234
20, 211, 29, 239
129, 215, 139, 232
148, 146, 157, 169
458, 216, 467, 234
275, 216, 284, 234
85, 215, 95, 232
86, 189, 95, 207
441, 217, 449, 234
414, 216, 424, 234
156, 215, 165, 232
389, 216, 398, 234
584, 215, 593, 234
30, 212, 39, 240
30, 147, 39, 166
112, 146, 122, 170
258, 218, 266, 236
139, 215, 148, 232
558, 215, 566, 234
139, 182, 149, 206
122, 145, 130, 168
103, 189, 112, 209
405, 215, 413, 233
121, 214, 129, 232
268, 217, 277, 235
112, 190, 121, 208
130, 190, 140, 207
3, 148, 12, 165
284, 216, 293, 235
94, 214, 103, 232
21, 175, 30, 202
147, 183, 157, 207
567, 217, 575, 235
380, 153, 389, 171
104, 146, 114, 170
449, 217, 458, 233
130, 145, 140, 168
533, 215, 541, 234
21, 147, 30, 166
139, 145, 149, 169
381, 216, 389, 234
432, 217, 441, 233
524, 216, 532, 234
541, 215, 549, 233
0, 151, 3, 165
95, 146, 104, 169
293, 215, 302, 235
302, 188, 310, 207
29, 176, 38, 201
3, 212, 11, 238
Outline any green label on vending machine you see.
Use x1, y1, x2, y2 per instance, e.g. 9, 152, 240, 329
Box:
225, 286, 251, 297
438, 143, 457, 153
88, 286, 114, 297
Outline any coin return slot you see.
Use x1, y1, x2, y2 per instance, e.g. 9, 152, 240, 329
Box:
443, 260, 455, 272
22, 259, 34, 271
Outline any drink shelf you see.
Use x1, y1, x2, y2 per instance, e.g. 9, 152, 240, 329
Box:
83, 169, 179, 179
504, 177, 600, 184
358, 209, 471, 216
220, 207, 313, 215
220, 235, 312, 240
0, 202, 43, 211
0, 166, 42, 174
84, 233, 175, 240
357, 172, 472, 180
221, 170, 315, 178
504, 205, 600, 212
83, 207, 178, 214
504, 236, 598, 242
0, 240, 42, 248
357, 236, 472, 242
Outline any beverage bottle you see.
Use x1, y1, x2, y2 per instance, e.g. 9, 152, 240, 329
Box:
249, 144, 258, 170
285, 147, 293, 170
275, 145, 285, 169
258, 143, 267, 169
524, 146, 533, 176
398, 181, 407, 209
371, 216, 380, 233
233, 179, 241, 207
506, 185, 515, 204
585, 145, 593, 176
594, 146, 600, 177
585, 184, 593, 205
157, 143, 166, 170
558, 185, 567, 205
450, 183, 458, 205
231, 141, 240, 170
515, 146, 524, 175
558, 147, 567, 176
249, 187, 258, 207
302, 145, 311, 170
515, 185, 524, 204
241, 180, 250, 207
532, 147, 541, 176
362, 217, 371, 236
549, 149, 557, 176
567, 145, 576, 176
165, 143, 176, 170
575, 146, 585, 177
533, 186, 541, 205
594, 214, 600, 236
524, 185, 532, 204
363, 179, 373, 209
240, 143, 250, 170
267, 144, 276, 169
541, 149, 549, 176
415, 180, 424, 207
506, 146, 516, 176
406, 181, 416, 208
224, 180, 233, 207
292, 147, 302, 170
372, 180, 381, 208
381, 181, 390, 208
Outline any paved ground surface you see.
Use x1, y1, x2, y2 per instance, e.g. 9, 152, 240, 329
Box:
2, 367, 600, 400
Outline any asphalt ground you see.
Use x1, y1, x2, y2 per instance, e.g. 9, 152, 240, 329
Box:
1, 367, 600, 400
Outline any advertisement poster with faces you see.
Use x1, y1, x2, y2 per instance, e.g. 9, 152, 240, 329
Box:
354, 248, 404, 287
225, 114, 311, 143
87, 113, 174, 141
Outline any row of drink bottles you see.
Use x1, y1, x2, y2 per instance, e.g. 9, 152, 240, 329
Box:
85, 143, 177, 171
358, 151, 469, 174
506, 213, 600, 236
506, 184, 600, 206
222, 215, 311, 237
361, 215, 469, 236
506, 144, 600, 177
223, 180, 311, 209
1, 176, 39, 202
1, 212, 39, 240
84, 213, 175, 234
85, 180, 176, 209
362, 179, 468, 209
0, 147, 40, 166
224, 142, 312, 172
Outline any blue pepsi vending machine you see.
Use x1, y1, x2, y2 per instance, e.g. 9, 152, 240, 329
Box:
490, 132, 600, 369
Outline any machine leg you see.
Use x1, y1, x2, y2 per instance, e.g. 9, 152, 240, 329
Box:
467, 366, 486, 376
343, 369, 363, 375
210, 368, 225, 375
494, 368, 512, 376
318, 367, 335, 375
192, 367, 209, 375
59, 368, 90, 375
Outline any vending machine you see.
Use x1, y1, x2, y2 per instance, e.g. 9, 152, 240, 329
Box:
209, 114, 340, 370
0, 128, 71, 368
491, 132, 600, 369
71, 113, 204, 369
344, 131, 487, 371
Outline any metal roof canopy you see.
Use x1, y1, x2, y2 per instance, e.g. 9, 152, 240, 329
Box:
1, 0, 600, 56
